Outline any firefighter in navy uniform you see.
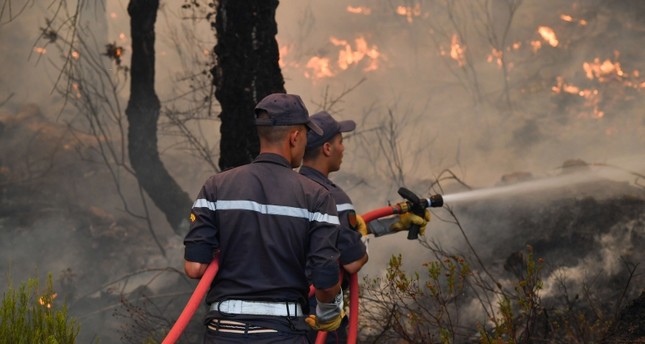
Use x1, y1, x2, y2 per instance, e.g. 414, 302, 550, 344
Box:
300, 111, 431, 343
184, 94, 345, 343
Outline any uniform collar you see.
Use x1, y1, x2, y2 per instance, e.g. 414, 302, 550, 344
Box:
253, 153, 292, 168
299, 165, 336, 187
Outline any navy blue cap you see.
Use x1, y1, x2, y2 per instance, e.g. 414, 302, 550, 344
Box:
306, 111, 356, 150
254, 93, 323, 135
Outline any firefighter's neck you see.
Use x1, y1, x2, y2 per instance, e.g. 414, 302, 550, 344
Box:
302, 159, 333, 178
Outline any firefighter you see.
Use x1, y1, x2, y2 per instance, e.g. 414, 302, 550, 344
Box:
300, 111, 430, 343
184, 94, 345, 343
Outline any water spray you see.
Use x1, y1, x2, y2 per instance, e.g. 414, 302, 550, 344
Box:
440, 166, 635, 205
439, 162, 645, 206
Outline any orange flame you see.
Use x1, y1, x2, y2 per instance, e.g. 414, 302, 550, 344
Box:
396, 4, 422, 23
331, 36, 380, 71
583, 58, 625, 80
538, 26, 558, 47
72, 82, 82, 99
552, 77, 604, 119
33, 47, 47, 55
560, 14, 587, 26
71, 50, 80, 60
279, 45, 289, 68
530, 40, 542, 52
449, 34, 466, 67
304, 35, 382, 79
38, 293, 57, 309
347, 5, 372, 15
487, 48, 503, 68
305, 56, 334, 79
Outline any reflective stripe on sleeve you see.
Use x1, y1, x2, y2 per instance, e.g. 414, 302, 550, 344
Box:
192, 199, 340, 225
193, 198, 216, 211
336, 203, 355, 212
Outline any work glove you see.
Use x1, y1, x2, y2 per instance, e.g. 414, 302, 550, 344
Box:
356, 214, 368, 237
390, 209, 431, 236
305, 290, 345, 331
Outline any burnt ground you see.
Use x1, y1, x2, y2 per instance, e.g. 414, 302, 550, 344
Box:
440, 168, 645, 342
604, 291, 645, 343
0, 105, 203, 343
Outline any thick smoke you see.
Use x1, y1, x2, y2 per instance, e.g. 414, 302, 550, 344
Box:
1, 0, 644, 342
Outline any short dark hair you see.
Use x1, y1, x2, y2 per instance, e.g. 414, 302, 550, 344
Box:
256, 111, 302, 143
303, 145, 322, 161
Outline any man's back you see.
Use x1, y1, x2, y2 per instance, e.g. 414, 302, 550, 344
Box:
183, 93, 346, 342
187, 153, 340, 304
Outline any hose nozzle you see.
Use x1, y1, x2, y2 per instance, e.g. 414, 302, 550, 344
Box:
427, 194, 443, 208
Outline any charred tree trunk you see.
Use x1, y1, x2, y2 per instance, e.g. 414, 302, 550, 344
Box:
212, 0, 286, 170
125, 0, 192, 235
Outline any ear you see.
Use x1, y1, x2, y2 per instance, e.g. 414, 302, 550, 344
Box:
322, 141, 333, 157
288, 129, 300, 147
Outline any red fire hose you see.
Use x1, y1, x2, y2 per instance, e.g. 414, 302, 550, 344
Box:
162, 258, 219, 344
162, 204, 404, 344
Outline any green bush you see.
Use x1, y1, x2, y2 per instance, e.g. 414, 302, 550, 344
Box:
0, 274, 79, 344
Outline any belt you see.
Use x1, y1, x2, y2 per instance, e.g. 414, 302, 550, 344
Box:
210, 300, 303, 317
208, 319, 278, 334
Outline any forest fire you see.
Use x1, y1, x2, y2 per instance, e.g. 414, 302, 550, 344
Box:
583, 58, 625, 81
305, 56, 334, 79
537, 26, 559, 47
304, 35, 381, 79
38, 293, 57, 309
551, 76, 604, 119
395, 4, 422, 23
347, 5, 371, 15
560, 13, 588, 26
551, 53, 645, 120
447, 33, 466, 67
487, 48, 504, 68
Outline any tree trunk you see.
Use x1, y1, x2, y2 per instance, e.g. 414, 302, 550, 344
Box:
212, 0, 286, 171
125, 0, 192, 235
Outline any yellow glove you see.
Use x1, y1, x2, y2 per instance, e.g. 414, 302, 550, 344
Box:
356, 215, 368, 237
390, 209, 431, 235
305, 309, 346, 331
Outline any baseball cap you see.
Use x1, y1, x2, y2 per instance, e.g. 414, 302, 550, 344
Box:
306, 111, 356, 150
254, 93, 323, 135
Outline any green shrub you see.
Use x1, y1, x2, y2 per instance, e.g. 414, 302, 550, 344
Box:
0, 274, 79, 344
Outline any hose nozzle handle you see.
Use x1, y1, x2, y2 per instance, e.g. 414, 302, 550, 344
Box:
397, 188, 444, 240
397, 187, 424, 240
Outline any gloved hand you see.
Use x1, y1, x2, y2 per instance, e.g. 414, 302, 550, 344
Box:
390, 209, 431, 236
305, 290, 345, 331
305, 309, 345, 331
356, 214, 368, 236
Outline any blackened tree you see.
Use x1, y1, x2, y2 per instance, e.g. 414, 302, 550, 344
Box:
212, 0, 286, 170
125, 0, 192, 235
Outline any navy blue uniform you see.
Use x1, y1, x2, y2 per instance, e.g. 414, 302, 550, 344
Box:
299, 166, 366, 265
300, 165, 366, 344
184, 153, 341, 340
